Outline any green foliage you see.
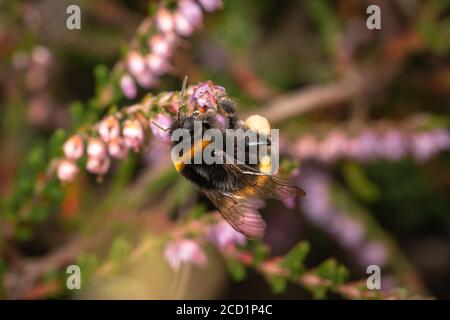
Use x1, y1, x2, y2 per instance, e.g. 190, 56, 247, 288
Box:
226, 258, 247, 282
107, 237, 132, 272
268, 275, 287, 294
280, 241, 310, 277
342, 161, 379, 202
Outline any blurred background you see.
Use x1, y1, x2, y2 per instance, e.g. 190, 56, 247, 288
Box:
0, 0, 449, 299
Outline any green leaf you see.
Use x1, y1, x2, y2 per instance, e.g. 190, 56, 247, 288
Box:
280, 241, 310, 277
49, 129, 67, 159
342, 162, 379, 202
227, 258, 247, 282
268, 275, 287, 294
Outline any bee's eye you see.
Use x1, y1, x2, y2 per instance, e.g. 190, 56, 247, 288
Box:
182, 117, 195, 131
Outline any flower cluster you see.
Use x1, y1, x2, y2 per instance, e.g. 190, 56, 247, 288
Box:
293, 127, 450, 164
120, 0, 223, 99
57, 81, 228, 182
163, 219, 247, 271
298, 168, 388, 267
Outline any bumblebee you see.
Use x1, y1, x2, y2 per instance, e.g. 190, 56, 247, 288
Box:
170, 88, 305, 239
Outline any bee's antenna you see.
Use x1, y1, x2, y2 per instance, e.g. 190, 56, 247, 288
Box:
177, 76, 188, 122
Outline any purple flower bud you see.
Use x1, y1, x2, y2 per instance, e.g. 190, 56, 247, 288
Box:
350, 130, 379, 162
63, 135, 84, 160
150, 114, 173, 142
149, 34, 173, 58
57, 159, 79, 182
127, 52, 146, 77
31, 46, 52, 66
164, 239, 207, 271
179, 0, 203, 28
174, 12, 195, 36
120, 74, 137, 99
87, 138, 107, 159
86, 156, 111, 176
198, 0, 223, 12
108, 137, 129, 159
98, 116, 120, 142
319, 130, 348, 163
134, 71, 158, 89
156, 8, 174, 33
190, 82, 225, 108
146, 54, 169, 75
209, 221, 246, 249
379, 130, 407, 161
123, 119, 145, 151
295, 134, 319, 160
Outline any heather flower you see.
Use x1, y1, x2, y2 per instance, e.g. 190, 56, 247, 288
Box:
295, 134, 319, 160
379, 130, 407, 161
150, 114, 173, 142
98, 116, 120, 142
198, 0, 223, 12
87, 137, 107, 159
178, 0, 203, 28
120, 74, 137, 99
319, 130, 348, 162
57, 159, 79, 182
209, 220, 246, 249
108, 137, 129, 159
86, 157, 111, 176
126, 52, 146, 77
134, 71, 157, 89
149, 34, 173, 58
31, 46, 52, 66
123, 119, 145, 151
156, 8, 174, 33
146, 54, 169, 75
164, 239, 207, 271
190, 82, 225, 109
357, 241, 388, 266
350, 130, 379, 162
174, 11, 195, 36
63, 135, 84, 160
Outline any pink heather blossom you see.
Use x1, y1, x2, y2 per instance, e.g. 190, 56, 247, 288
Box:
198, 0, 223, 12
295, 134, 319, 160
174, 12, 195, 36
108, 137, 129, 159
98, 116, 120, 142
150, 114, 173, 142
379, 130, 407, 161
31, 46, 52, 66
319, 130, 348, 162
123, 119, 144, 151
86, 157, 111, 176
63, 135, 84, 160
357, 241, 388, 266
209, 220, 247, 249
164, 239, 207, 271
149, 35, 173, 57
350, 130, 379, 162
120, 74, 137, 99
190, 82, 225, 108
87, 138, 107, 159
156, 8, 174, 33
127, 52, 146, 77
146, 54, 168, 75
178, 0, 203, 28
57, 159, 79, 182
134, 71, 157, 89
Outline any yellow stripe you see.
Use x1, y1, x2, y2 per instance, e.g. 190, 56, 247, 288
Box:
172, 139, 212, 172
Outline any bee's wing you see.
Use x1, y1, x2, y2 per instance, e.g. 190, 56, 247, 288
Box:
223, 162, 306, 201
203, 189, 266, 239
